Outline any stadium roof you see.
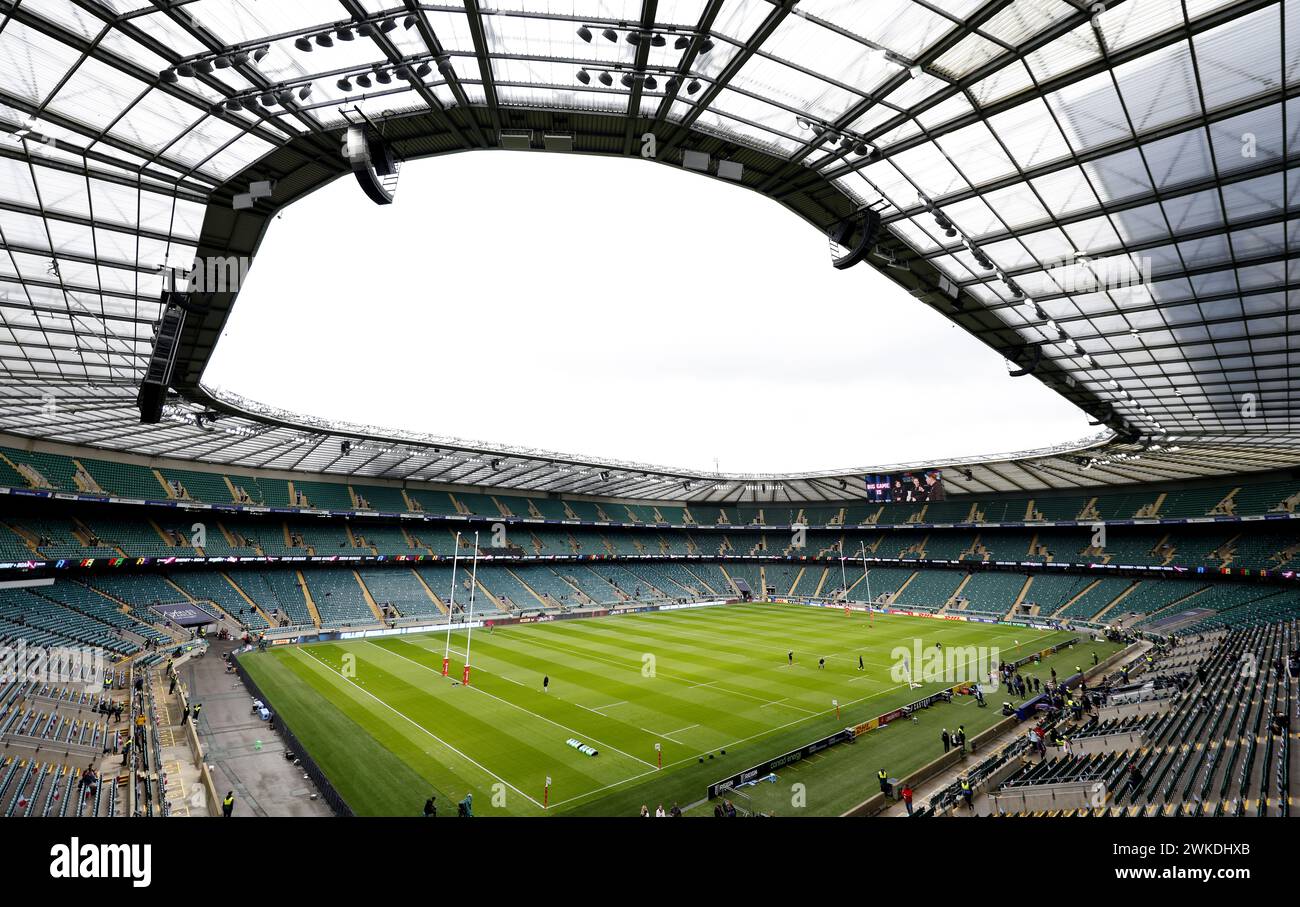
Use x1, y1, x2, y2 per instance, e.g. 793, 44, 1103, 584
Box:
0, 0, 1297, 502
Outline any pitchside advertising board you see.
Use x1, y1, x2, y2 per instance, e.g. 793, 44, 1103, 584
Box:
707, 728, 856, 798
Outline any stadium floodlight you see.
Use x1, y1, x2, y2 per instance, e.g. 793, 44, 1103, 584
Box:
194, 59, 213, 74
602, 28, 618, 42
315, 33, 334, 47
598, 71, 613, 86
578, 26, 593, 42
213, 55, 232, 69
415, 62, 432, 78
404, 15, 418, 29
252, 46, 270, 62
276, 89, 294, 105
621, 73, 634, 88
176, 62, 196, 78
294, 36, 313, 52
652, 34, 666, 47
224, 98, 243, 111
379, 18, 398, 33
376, 69, 393, 84
699, 39, 714, 55
341, 440, 352, 456
666, 76, 680, 91
644, 75, 658, 90
259, 92, 277, 106
356, 73, 372, 88
627, 32, 640, 45
336, 26, 354, 41
160, 69, 178, 83
577, 69, 591, 85
687, 79, 701, 94
675, 35, 690, 49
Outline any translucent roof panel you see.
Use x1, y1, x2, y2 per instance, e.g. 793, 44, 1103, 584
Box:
0, 0, 1296, 491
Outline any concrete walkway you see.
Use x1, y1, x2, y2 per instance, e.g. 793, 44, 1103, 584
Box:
186, 639, 332, 817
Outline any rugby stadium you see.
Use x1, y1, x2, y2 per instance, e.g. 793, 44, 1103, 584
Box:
0, 0, 1296, 846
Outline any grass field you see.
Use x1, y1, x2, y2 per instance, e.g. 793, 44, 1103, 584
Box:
239, 603, 1121, 816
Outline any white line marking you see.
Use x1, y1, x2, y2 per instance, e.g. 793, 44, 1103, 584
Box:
294, 646, 544, 809
364, 641, 656, 769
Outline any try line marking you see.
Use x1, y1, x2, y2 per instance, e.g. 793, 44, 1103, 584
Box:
364, 641, 657, 769
294, 646, 544, 809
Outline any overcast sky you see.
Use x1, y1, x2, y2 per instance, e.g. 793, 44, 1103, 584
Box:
203, 151, 1093, 474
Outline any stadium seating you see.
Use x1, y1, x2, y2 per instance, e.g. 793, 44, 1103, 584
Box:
4, 446, 1300, 529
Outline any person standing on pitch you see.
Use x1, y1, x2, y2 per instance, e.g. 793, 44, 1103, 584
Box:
222, 791, 235, 818
941, 728, 951, 753
543, 675, 549, 694
858, 655, 864, 671
788, 651, 793, 666
818, 657, 825, 670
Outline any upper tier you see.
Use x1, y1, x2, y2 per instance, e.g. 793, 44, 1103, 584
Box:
2, 444, 1298, 527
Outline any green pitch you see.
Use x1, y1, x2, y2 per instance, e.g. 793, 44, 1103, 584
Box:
239, 603, 1114, 816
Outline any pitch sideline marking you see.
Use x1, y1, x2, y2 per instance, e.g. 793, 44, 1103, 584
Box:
294, 646, 545, 809
363, 641, 658, 769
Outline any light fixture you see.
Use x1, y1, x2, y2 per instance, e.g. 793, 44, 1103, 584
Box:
253, 46, 270, 62
336, 27, 354, 41
376, 69, 392, 84
602, 28, 618, 42
223, 98, 243, 111
379, 18, 398, 33
275, 89, 294, 105
213, 55, 232, 69
160, 69, 178, 84
315, 33, 333, 47
577, 69, 591, 85
700, 39, 714, 55
687, 79, 701, 94
598, 71, 613, 86
644, 75, 658, 90
298, 84, 312, 101
259, 92, 276, 106
176, 62, 196, 78
666, 76, 680, 91
675, 35, 690, 49
294, 36, 313, 52
356, 73, 372, 88
337, 77, 353, 91
578, 26, 593, 42
652, 34, 666, 47
621, 73, 634, 88
415, 62, 432, 78
403, 15, 418, 30
194, 59, 213, 75
627, 32, 641, 45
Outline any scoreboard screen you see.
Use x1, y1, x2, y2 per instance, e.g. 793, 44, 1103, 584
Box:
864, 470, 946, 503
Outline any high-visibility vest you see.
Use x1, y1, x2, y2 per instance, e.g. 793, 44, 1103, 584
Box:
223, 796, 234, 808
960, 780, 971, 792
878, 770, 888, 781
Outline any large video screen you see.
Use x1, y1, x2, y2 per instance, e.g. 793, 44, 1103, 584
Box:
864, 470, 945, 504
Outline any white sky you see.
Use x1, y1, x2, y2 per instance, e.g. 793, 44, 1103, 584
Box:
203, 151, 1092, 473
